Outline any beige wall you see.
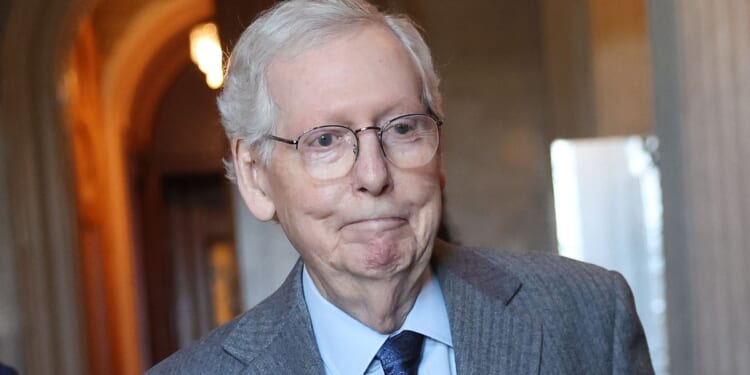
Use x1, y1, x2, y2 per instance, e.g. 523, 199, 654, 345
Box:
542, 0, 653, 140
408, 0, 556, 252
588, 0, 652, 137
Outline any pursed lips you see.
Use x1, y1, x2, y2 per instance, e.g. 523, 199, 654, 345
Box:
341, 216, 408, 231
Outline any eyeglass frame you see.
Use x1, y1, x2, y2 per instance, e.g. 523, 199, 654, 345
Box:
264, 112, 444, 169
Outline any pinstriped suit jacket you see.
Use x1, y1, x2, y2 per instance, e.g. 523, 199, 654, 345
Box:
148, 240, 654, 374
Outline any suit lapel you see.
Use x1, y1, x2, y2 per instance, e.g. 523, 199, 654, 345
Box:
221, 260, 325, 374
433, 241, 542, 375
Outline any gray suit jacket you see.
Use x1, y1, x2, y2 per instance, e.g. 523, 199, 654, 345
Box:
149, 241, 654, 374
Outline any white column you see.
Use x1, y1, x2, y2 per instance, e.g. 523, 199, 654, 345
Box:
650, 0, 750, 374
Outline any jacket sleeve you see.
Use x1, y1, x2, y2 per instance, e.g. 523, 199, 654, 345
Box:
609, 271, 655, 374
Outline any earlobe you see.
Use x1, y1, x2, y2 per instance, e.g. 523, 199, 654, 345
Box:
232, 138, 276, 221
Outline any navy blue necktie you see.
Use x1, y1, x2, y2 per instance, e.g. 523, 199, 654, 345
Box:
375, 330, 425, 375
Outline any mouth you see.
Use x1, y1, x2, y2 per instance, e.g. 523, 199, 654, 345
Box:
342, 216, 408, 231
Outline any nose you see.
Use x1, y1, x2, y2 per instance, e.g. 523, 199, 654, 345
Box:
351, 128, 391, 195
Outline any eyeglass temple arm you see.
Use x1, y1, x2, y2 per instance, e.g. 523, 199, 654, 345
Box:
265, 134, 297, 145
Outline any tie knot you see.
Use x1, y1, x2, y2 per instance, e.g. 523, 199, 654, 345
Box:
375, 330, 425, 375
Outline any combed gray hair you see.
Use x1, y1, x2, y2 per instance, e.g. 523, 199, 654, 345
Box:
218, 0, 443, 179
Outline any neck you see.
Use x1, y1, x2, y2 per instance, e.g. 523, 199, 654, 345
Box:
307, 265, 431, 334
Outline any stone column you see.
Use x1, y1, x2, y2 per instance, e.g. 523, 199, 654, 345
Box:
0, 0, 88, 373
649, 0, 750, 374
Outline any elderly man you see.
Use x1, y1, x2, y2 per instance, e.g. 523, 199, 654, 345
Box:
150, 0, 654, 374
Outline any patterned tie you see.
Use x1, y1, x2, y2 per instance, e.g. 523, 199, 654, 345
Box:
375, 330, 425, 375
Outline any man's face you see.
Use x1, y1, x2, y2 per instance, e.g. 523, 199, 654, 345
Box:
242, 25, 443, 285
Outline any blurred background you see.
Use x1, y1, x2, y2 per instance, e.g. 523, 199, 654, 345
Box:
1, 0, 748, 374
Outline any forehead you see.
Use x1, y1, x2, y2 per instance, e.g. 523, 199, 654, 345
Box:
266, 24, 423, 133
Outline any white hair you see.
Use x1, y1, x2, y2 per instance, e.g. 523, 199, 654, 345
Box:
218, 0, 443, 179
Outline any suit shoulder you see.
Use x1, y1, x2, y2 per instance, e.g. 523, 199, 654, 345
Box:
437, 243, 652, 372
148, 263, 305, 373
447, 245, 629, 308
147, 288, 291, 374
147, 316, 244, 374
466, 246, 619, 285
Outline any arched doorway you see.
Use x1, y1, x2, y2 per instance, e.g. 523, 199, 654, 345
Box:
64, 0, 219, 372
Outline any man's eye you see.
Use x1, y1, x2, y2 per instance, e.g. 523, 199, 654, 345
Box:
314, 133, 336, 147
301, 127, 351, 150
392, 122, 414, 135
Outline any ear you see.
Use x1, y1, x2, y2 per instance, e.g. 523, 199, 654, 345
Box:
232, 138, 276, 221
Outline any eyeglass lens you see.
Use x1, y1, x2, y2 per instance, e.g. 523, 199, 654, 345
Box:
296, 114, 440, 180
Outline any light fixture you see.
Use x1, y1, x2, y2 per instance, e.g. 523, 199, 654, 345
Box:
189, 22, 223, 89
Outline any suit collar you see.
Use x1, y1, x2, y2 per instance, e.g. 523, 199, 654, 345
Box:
432, 239, 523, 305
221, 259, 325, 374
433, 240, 542, 374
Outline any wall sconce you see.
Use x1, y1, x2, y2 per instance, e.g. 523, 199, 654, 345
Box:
189, 22, 223, 89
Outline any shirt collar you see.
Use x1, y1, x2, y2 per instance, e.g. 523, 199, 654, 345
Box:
302, 266, 453, 375
400, 269, 453, 347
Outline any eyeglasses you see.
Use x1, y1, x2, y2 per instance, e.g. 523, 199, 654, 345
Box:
265, 113, 443, 180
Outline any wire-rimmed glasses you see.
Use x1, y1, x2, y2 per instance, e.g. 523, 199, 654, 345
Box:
265, 113, 443, 180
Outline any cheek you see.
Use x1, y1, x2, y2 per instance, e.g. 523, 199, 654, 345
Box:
274, 176, 346, 223
419, 183, 443, 226
400, 167, 443, 222
409, 162, 444, 198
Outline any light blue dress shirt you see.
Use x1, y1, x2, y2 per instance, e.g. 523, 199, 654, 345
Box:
302, 266, 457, 375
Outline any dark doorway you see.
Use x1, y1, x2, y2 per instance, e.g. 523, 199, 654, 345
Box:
163, 174, 239, 349
135, 62, 238, 365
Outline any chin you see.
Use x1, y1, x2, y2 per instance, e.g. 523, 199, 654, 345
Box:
356, 237, 423, 276
362, 243, 402, 271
